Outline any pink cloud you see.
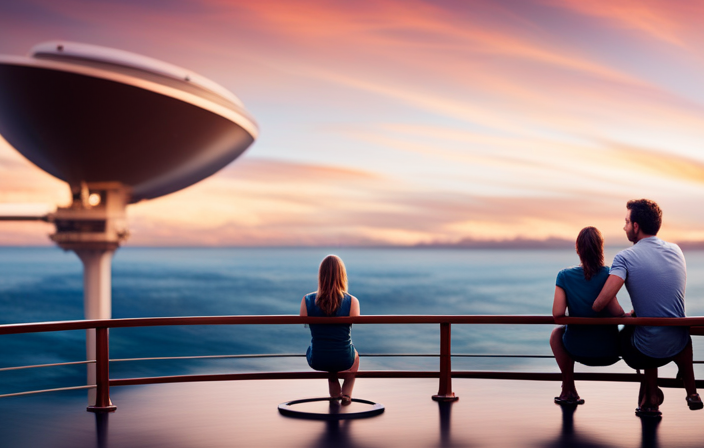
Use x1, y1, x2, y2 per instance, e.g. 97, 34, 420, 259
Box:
222, 157, 381, 183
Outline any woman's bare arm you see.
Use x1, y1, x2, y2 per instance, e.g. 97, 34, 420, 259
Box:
299, 297, 308, 316
552, 286, 567, 318
604, 296, 626, 317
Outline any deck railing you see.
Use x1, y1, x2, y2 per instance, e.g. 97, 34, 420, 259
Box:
2, 315, 704, 411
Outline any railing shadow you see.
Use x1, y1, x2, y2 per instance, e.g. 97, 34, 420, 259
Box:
437, 401, 454, 447
309, 420, 358, 448
536, 405, 618, 448
532, 404, 661, 448
95, 412, 109, 448
639, 417, 660, 448
307, 404, 384, 448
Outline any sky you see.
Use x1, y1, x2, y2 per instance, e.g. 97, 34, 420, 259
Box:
1, 0, 704, 247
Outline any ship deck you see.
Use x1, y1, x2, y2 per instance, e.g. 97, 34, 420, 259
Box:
2, 377, 703, 448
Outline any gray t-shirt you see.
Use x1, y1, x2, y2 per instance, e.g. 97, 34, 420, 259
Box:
610, 236, 688, 358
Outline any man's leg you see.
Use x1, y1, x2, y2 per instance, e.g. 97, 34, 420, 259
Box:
550, 326, 579, 400
641, 368, 661, 409
673, 338, 697, 395
620, 326, 661, 412
672, 338, 702, 409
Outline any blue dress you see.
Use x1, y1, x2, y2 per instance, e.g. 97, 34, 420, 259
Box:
557, 266, 620, 363
305, 292, 356, 372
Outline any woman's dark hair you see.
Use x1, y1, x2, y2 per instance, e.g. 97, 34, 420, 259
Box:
627, 199, 662, 236
316, 255, 348, 316
576, 226, 604, 280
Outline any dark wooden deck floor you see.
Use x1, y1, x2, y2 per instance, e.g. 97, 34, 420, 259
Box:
1, 377, 703, 447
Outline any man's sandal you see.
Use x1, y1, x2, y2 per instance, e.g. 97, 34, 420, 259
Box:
635, 406, 662, 418
554, 396, 585, 406
686, 393, 703, 410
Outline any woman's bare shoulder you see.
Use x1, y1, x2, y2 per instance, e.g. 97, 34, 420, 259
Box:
349, 295, 361, 316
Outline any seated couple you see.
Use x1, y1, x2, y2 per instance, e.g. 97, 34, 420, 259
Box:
551, 199, 702, 417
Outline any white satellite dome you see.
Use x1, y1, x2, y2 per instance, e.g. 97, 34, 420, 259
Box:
0, 41, 258, 202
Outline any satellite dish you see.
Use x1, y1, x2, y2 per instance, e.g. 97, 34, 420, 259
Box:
0, 42, 258, 410
0, 41, 258, 202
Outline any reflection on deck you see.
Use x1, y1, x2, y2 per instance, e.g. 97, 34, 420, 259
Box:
1, 378, 703, 447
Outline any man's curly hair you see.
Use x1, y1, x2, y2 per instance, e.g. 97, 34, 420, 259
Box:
627, 199, 662, 236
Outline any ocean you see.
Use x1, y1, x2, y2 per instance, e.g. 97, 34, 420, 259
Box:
2, 246, 704, 396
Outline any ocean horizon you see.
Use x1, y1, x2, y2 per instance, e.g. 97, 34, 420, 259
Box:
2, 246, 704, 397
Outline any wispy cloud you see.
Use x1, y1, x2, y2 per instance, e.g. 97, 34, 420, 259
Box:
544, 0, 703, 47
122, 157, 630, 246
220, 157, 381, 183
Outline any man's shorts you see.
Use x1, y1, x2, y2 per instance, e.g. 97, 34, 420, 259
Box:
619, 325, 689, 370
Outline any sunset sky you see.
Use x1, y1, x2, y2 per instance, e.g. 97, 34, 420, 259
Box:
1, 0, 704, 246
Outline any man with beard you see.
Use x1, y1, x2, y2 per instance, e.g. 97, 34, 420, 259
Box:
592, 199, 702, 417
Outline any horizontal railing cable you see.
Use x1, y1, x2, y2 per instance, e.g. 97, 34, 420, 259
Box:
106, 353, 556, 363
0, 385, 95, 399
0, 360, 95, 372
104, 353, 704, 363
110, 353, 304, 363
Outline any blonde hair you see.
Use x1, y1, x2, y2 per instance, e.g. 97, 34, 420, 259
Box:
316, 255, 348, 316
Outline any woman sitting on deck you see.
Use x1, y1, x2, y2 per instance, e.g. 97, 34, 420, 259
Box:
300, 255, 360, 405
551, 226, 628, 405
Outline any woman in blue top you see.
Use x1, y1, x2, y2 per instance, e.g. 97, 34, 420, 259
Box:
300, 255, 360, 405
550, 227, 627, 405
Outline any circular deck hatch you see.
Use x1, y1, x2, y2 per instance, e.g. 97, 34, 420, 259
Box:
278, 397, 385, 420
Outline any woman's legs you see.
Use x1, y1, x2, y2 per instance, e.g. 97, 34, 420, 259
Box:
327, 374, 341, 398
340, 350, 360, 401
550, 326, 579, 399
327, 350, 360, 401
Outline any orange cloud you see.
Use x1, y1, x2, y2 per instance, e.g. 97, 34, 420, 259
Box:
126, 187, 631, 247
2, 151, 695, 247
0, 137, 69, 205
119, 156, 636, 246
605, 141, 704, 185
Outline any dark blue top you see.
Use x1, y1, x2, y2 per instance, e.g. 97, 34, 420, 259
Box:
305, 292, 355, 372
556, 266, 619, 358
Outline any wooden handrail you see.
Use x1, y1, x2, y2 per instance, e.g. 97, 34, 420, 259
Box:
3, 315, 704, 335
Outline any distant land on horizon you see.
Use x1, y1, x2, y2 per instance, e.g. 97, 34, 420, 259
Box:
418, 238, 704, 251
415, 236, 576, 250
4, 237, 704, 250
